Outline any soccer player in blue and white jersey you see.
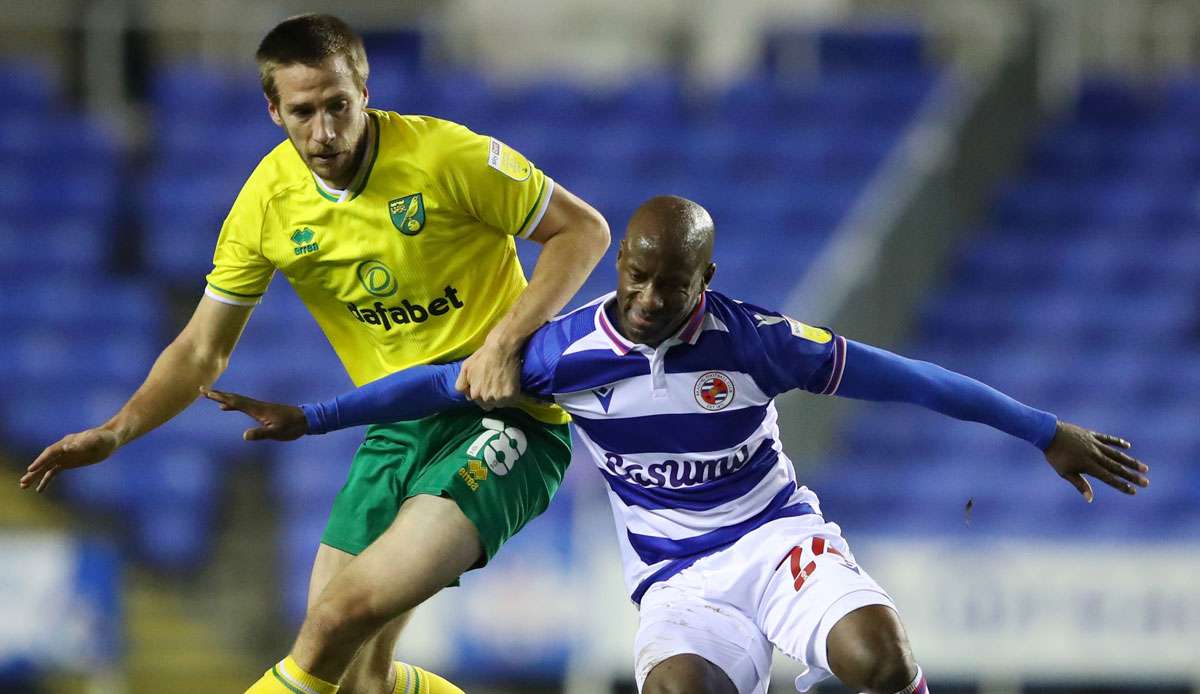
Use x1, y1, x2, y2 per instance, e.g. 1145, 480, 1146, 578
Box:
205, 196, 1149, 694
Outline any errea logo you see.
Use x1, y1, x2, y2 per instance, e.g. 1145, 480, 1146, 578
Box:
290, 227, 319, 256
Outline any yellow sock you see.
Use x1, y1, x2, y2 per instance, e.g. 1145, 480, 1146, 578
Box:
393, 661, 464, 694
246, 655, 339, 694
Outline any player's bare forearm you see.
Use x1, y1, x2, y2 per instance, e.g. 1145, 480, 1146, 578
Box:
457, 187, 608, 407
492, 187, 609, 349
101, 297, 251, 446
101, 336, 230, 446
20, 297, 251, 492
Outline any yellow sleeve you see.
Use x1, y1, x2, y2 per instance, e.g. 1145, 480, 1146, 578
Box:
204, 179, 277, 306
434, 121, 554, 239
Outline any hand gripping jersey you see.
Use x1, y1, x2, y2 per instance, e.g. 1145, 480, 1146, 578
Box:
518, 291, 847, 602
205, 110, 566, 424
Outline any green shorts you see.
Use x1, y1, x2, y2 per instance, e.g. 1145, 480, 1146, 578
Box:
321, 407, 571, 565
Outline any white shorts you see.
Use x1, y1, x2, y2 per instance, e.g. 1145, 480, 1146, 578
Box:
632, 514, 895, 693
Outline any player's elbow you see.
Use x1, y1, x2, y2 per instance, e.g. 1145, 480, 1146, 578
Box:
573, 202, 611, 258
166, 334, 233, 383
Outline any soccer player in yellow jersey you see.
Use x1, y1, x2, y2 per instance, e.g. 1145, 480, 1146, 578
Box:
20, 13, 610, 694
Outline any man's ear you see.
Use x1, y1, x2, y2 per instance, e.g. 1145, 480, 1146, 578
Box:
267, 95, 284, 127
702, 262, 716, 287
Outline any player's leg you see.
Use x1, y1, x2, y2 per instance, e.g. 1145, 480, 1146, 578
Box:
825, 605, 924, 694
642, 654, 737, 694
306, 543, 414, 694
633, 576, 772, 694
300, 407, 570, 686
245, 510, 470, 694
295, 493, 481, 682
754, 517, 926, 693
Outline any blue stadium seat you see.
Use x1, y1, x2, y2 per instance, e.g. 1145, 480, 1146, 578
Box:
826, 71, 1196, 539
132, 502, 214, 571
149, 63, 263, 120
600, 73, 687, 127
0, 60, 58, 113
0, 214, 112, 275
1073, 77, 1153, 127
414, 70, 495, 128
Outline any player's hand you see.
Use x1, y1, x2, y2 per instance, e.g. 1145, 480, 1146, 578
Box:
1043, 421, 1149, 502
455, 337, 523, 410
201, 386, 308, 441
20, 427, 120, 493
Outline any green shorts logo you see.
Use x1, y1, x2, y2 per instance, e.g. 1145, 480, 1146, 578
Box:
389, 193, 425, 236
356, 260, 397, 297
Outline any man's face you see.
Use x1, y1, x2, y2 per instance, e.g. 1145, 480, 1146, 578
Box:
267, 55, 368, 189
614, 235, 712, 347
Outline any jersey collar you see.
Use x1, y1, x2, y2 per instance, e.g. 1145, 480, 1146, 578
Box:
313, 110, 380, 203
596, 291, 708, 356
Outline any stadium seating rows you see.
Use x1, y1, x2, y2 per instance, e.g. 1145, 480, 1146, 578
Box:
808, 76, 1200, 539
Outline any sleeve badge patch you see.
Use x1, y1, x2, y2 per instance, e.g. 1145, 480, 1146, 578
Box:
787, 317, 832, 344
487, 138, 532, 181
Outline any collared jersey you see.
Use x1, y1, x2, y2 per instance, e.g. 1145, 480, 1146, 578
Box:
518, 290, 847, 602
205, 110, 566, 424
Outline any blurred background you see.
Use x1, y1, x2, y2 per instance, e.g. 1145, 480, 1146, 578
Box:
1, 0, 1197, 692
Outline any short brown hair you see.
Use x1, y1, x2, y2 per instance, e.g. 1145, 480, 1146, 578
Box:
256, 14, 369, 104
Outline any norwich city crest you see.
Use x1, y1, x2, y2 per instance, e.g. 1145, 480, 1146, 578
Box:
389, 193, 425, 236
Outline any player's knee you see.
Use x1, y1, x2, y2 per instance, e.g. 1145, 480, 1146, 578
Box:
827, 605, 916, 693
306, 593, 390, 647
643, 655, 736, 694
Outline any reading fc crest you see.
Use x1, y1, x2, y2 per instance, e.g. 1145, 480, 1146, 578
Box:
694, 371, 735, 411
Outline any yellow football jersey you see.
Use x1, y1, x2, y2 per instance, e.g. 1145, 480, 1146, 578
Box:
205, 110, 567, 424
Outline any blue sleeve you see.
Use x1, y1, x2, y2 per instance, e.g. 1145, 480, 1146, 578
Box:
733, 301, 845, 397
835, 340, 1059, 450
518, 321, 560, 400
301, 362, 470, 434
301, 324, 561, 434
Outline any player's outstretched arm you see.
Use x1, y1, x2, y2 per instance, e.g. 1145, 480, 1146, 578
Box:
833, 340, 1148, 500
19, 296, 253, 492
456, 185, 608, 409
206, 362, 473, 439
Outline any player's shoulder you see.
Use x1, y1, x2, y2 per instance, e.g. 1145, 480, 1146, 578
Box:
704, 290, 834, 345
374, 111, 476, 147
238, 139, 311, 206
535, 295, 607, 353
373, 111, 486, 171
703, 290, 777, 330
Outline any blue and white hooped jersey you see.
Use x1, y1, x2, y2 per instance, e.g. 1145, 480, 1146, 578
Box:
520, 290, 847, 604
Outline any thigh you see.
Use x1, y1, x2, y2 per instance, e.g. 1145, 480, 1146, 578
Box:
755, 527, 896, 692
409, 407, 571, 566
316, 493, 483, 619
643, 654, 737, 694
634, 582, 770, 694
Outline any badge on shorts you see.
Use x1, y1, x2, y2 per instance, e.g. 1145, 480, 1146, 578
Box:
389, 193, 425, 236
694, 372, 735, 411
467, 418, 528, 476
487, 138, 532, 181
